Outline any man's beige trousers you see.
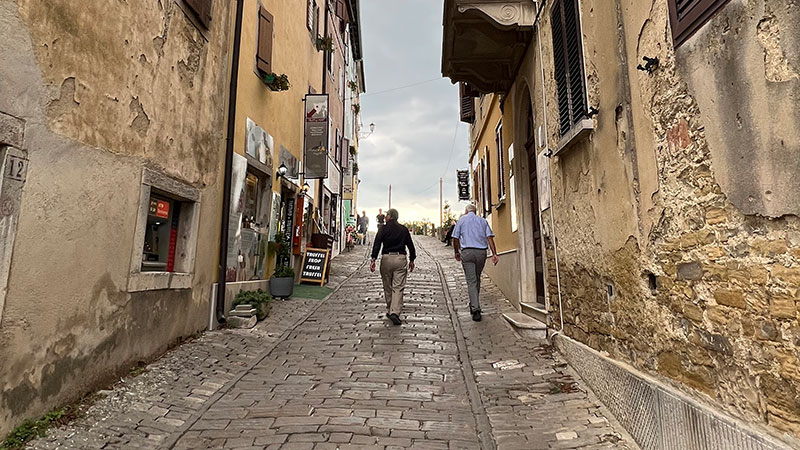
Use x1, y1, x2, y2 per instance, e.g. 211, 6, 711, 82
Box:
379, 254, 408, 315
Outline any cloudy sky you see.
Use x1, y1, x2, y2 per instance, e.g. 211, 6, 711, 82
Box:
356, 0, 468, 228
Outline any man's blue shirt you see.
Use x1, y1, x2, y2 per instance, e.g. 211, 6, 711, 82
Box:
452, 212, 494, 250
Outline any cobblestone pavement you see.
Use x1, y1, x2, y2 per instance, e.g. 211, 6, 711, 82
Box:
27, 238, 636, 449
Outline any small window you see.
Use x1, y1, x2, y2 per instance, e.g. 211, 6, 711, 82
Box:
551, 0, 588, 137
142, 193, 181, 272
668, 0, 731, 47
495, 120, 506, 201
257, 6, 274, 74
184, 0, 213, 28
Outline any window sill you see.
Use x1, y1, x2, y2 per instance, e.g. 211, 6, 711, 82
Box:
127, 271, 193, 292
553, 119, 594, 157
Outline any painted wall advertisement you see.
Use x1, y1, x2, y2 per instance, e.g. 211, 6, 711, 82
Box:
246, 117, 272, 166
303, 94, 329, 179
537, 150, 551, 211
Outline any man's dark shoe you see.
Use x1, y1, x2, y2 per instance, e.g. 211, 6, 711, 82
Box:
389, 313, 401, 325
472, 310, 482, 321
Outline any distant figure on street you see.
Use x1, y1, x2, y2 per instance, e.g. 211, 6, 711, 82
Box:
370, 208, 416, 325
376, 208, 386, 232
444, 223, 455, 247
451, 204, 499, 321
358, 210, 369, 244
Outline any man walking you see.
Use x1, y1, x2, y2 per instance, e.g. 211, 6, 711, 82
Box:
358, 210, 369, 244
452, 204, 498, 321
370, 209, 416, 325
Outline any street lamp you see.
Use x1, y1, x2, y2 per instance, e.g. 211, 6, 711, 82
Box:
302, 182, 310, 194
359, 122, 375, 139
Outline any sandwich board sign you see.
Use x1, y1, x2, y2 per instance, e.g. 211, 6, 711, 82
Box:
300, 248, 330, 286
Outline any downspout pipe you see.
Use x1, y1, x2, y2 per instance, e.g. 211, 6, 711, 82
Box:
216, 0, 245, 324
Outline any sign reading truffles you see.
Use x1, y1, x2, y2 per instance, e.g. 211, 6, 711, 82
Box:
300, 248, 330, 286
457, 170, 471, 201
303, 94, 330, 179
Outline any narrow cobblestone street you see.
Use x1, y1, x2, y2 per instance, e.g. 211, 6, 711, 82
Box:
28, 237, 634, 450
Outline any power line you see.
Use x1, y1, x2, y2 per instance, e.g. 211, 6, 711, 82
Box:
346, 77, 448, 102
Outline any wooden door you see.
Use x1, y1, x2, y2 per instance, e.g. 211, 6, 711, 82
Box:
525, 102, 546, 305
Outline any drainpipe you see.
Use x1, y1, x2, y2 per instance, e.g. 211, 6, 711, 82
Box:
318, 0, 330, 223
216, 0, 245, 325
533, 0, 565, 337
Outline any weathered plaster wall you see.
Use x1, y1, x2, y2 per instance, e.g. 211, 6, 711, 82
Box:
530, 0, 800, 442
0, 0, 230, 436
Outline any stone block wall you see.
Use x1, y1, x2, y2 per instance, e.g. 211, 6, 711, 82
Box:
539, 0, 800, 443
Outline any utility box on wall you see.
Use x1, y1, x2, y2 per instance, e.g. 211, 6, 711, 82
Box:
0, 112, 28, 326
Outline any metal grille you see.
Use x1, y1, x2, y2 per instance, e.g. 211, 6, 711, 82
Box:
556, 336, 794, 450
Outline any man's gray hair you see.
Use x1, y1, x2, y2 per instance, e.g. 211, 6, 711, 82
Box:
465, 204, 477, 214
386, 208, 399, 220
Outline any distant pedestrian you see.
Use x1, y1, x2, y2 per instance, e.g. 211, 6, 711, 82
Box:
370, 208, 416, 325
358, 210, 369, 244
451, 204, 498, 321
376, 208, 386, 232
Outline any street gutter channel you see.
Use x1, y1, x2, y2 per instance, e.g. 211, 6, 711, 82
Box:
160, 246, 370, 450
420, 239, 497, 450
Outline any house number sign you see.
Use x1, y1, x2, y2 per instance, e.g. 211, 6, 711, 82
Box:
4, 154, 28, 182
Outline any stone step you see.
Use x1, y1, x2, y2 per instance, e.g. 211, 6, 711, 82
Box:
503, 312, 547, 330
520, 302, 548, 324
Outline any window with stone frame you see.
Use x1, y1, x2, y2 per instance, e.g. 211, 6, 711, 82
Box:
129, 169, 200, 292
667, 0, 731, 47
551, 0, 588, 137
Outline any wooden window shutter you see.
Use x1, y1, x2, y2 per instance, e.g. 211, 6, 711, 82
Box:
551, 0, 587, 137
257, 6, 274, 74
184, 0, 213, 28
335, 0, 347, 20
459, 82, 476, 124
668, 0, 731, 47
307, 0, 314, 31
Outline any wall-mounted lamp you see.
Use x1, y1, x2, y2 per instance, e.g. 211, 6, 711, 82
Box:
276, 163, 289, 178
302, 182, 310, 193
637, 56, 659, 73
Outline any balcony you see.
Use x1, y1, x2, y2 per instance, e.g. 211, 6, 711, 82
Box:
441, 0, 535, 94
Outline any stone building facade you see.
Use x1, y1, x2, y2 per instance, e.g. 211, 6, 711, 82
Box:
0, 0, 232, 436
444, 0, 800, 446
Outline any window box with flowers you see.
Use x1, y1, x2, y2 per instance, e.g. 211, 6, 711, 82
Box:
263, 73, 290, 92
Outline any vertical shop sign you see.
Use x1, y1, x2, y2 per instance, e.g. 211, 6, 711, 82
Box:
293, 196, 304, 255
303, 94, 330, 179
166, 202, 180, 272
281, 197, 295, 267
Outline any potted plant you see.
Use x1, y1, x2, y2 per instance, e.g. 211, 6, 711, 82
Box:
263, 73, 291, 92
352, 103, 361, 115
232, 289, 272, 320
352, 162, 359, 175
348, 80, 358, 92
315, 36, 334, 53
269, 230, 295, 299
349, 145, 357, 157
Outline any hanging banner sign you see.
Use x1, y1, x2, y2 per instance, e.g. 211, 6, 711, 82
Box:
303, 94, 330, 179
457, 170, 471, 201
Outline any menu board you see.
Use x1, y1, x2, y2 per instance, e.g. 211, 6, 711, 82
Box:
300, 248, 330, 286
